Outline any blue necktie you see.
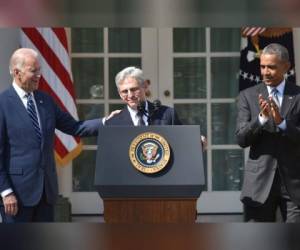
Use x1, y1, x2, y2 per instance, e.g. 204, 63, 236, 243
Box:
271, 88, 280, 108
26, 93, 42, 142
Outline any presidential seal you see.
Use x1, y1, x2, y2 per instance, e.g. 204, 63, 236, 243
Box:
129, 132, 170, 174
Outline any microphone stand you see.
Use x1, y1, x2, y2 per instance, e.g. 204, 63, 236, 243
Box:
148, 99, 161, 125
137, 100, 149, 125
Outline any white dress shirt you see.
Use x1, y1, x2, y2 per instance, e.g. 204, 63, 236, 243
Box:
12, 81, 42, 127
127, 101, 149, 126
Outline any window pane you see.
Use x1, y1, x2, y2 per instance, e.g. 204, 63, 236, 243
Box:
77, 104, 104, 145
174, 58, 206, 98
211, 103, 237, 145
174, 104, 207, 136
73, 150, 97, 192
71, 28, 103, 53
211, 28, 240, 52
109, 58, 141, 99
212, 149, 244, 191
173, 28, 206, 52
72, 58, 104, 99
109, 28, 141, 53
175, 103, 207, 190
211, 57, 239, 98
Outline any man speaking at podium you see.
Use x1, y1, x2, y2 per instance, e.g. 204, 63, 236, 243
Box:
105, 66, 182, 126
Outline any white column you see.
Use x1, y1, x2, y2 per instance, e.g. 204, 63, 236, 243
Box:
0, 28, 20, 92
293, 28, 300, 86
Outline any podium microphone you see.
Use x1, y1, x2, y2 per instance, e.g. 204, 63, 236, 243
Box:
147, 99, 161, 125
153, 99, 161, 112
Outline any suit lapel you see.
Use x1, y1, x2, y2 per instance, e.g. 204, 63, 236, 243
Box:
120, 108, 135, 125
147, 101, 155, 124
34, 91, 46, 142
7, 86, 34, 131
281, 81, 296, 117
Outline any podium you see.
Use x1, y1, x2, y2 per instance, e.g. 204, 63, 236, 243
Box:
95, 125, 205, 223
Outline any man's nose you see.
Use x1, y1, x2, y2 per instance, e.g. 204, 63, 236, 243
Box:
263, 68, 270, 75
127, 89, 134, 97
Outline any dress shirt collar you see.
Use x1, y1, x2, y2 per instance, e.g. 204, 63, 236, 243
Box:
266, 79, 285, 96
127, 100, 149, 125
12, 81, 29, 99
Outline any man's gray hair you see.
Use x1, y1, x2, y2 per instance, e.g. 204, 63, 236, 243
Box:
261, 43, 290, 62
115, 66, 144, 89
9, 48, 39, 76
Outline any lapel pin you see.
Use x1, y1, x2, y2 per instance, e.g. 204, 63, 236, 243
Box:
39, 100, 43, 104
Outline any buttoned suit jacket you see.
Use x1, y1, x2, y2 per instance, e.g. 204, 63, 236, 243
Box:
0, 86, 101, 206
236, 81, 300, 206
105, 101, 182, 126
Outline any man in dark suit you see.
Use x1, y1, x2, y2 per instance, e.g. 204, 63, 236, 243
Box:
105, 66, 182, 126
0, 48, 113, 222
236, 43, 300, 222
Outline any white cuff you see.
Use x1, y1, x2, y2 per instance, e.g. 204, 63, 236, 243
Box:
1, 188, 13, 198
258, 113, 268, 125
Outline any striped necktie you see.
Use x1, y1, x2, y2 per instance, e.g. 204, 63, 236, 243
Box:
271, 88, 280, 108
26, 93, 42, 142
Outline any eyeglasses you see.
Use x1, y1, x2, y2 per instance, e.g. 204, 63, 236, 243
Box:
28, 69, 41, 77
119, 87, 141, 97
20, 68, 42, 77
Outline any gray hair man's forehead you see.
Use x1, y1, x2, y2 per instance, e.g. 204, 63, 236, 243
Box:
262, 43, 290, 62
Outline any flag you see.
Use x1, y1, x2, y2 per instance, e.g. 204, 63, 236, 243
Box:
239, 27, 296, 91
20, 28, 82, 166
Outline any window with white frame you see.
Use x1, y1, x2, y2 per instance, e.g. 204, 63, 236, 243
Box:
70, 28, 245, 212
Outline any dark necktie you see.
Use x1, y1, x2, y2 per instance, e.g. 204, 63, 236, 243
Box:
26, 93, 42, 142
270, 88, 281, 132
137, 111, 145, 126
271, 88, 280, 108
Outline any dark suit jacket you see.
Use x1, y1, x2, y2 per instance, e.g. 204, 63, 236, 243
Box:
236, 81, 300, 206
0, 86, 101, 206
105, 101, 182, 125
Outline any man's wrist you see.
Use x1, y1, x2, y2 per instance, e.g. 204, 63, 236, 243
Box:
275, 116, 283, 125
101, 117, 106, 125
277, 118, 287, 130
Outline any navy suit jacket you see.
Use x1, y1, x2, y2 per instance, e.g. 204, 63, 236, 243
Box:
0, 87, 101, 206
105, 101, 182, 126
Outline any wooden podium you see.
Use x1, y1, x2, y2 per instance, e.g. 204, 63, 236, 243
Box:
95, 126, 205, 224
103, 198, 197, 223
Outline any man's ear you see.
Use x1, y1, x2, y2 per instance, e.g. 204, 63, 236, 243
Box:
141, 82, 148, 93
14, 69, 21, 80
285, 61, 291, 72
